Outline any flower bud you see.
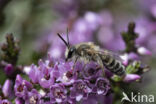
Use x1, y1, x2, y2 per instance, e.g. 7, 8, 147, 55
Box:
124, 74, 141, 82
4, 64, 14, 76
2, 79, 13, 97
137, 47, 152, 55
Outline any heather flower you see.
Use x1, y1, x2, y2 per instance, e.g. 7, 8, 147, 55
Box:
38, 60, 55, 88
29, 64, 39, 83
38, 69, 54, 89
15, 98, 24, 104
56, 61, 78, 85
14, 75, 33, 99
23, 66, 31, 75
50, 84, 67, 103
25, 89, 42, 104
0, 99, 12, 104
94, 78, 110, 95
29, 58, 55, 85
84, 12, 102, 31
83, 62, 101, 79
4, 64, 14, 76
38, 89, 46, 97
2, 79, 13, 98
123, 74, 141, 82
49, 42, 65, 59
120, 52, 139, 65
70, 80, 91, 101
97, 26, 114, 47
137, 47, 152, 55
70, 19, 93, 44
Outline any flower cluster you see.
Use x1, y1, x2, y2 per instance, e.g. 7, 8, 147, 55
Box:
21, 57, 111, 104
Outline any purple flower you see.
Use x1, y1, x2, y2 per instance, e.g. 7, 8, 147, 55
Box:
120, 52, 139, 65
14, 75, 33, 99
47, 53, 56, 67
83, 62, 101, 79
70, 80, 91, 101
94, 78, 110, 95
2, 79, 13, 98
123, 74, 141, 82
29, 59, 56, 87
23, 66, 31, 75
56, 62, 78, 85
4, 64, 14, 76
29, 64, 40, 84
84, 12, 102, 31
50, 84, 67, 103
137, 47, 152, 55
98, 26, 114, 46
49, 43, 65, 59
25, 89, 42, 104
0, 99, 12, 104
39, 70, 54, 89
39, 69, 54, 89
35, 60, 54, 88
70, 19, 93, 44
15, 98, 24, 104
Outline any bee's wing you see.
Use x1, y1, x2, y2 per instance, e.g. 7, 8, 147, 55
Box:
98, 49, 123, 62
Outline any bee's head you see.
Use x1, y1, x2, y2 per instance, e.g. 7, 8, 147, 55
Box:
57, 30, 75, 61
65, 46, 76, 61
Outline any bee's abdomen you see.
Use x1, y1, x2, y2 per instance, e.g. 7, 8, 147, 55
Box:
101, 55, 126, 76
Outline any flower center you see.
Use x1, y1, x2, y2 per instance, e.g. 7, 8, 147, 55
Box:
54, 89, 64, 98
77, 83, 86, 90
44, 74, 50, 80
97, 80, 107, 89
87, 68, 95, 75
66, 71, 73, 78
17, 84, 24, 92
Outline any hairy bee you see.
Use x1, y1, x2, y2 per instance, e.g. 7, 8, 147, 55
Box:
57, 32, 126, 77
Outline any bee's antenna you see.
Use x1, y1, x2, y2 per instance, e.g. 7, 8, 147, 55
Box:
66, 28, 70, 46
57, 33, 70, 48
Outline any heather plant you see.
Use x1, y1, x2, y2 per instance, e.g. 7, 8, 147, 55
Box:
0, 22, 151, 104
0, 0, 155, 104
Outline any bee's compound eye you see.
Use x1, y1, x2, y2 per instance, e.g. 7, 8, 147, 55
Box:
68, 47, 76, 59
70, 47, 75, 52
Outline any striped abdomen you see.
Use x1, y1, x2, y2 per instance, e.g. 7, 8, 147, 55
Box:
99, 54, 126, 76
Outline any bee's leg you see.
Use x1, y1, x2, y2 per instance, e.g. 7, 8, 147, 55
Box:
82, 63, 87, 70
72, 57, 78, 70
97, 56, 105, 77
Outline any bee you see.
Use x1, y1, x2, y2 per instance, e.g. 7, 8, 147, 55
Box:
57, 31, 126, 77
